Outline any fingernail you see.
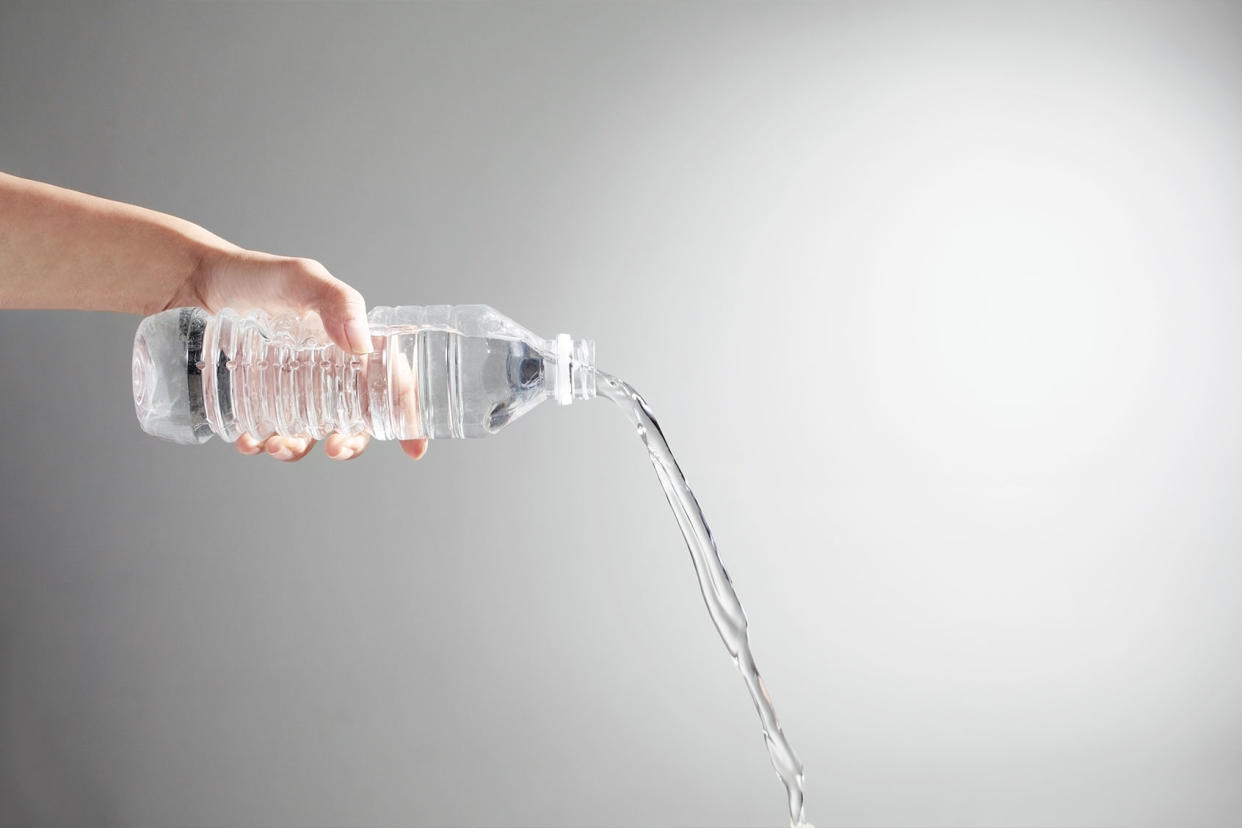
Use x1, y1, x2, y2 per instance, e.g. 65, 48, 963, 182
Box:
271, 448, 294, 461
331, 448, 355, 461
344, 319, 373, 354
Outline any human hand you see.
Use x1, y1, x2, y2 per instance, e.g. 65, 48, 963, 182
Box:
167, 245, 429, 463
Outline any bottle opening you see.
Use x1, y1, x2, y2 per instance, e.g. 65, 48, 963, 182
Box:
554, 334, 596, 405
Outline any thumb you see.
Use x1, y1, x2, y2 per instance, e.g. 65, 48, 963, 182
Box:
278, 258, 373, 355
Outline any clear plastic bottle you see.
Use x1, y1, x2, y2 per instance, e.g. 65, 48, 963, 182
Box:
132, 305, 595, 445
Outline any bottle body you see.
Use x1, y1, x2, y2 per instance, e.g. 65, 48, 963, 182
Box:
132, 305, 595, 445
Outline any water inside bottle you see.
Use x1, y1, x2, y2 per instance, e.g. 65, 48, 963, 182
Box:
596, 372, 811, 828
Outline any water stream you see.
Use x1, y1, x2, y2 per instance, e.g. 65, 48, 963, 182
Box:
597, 371, 810, 828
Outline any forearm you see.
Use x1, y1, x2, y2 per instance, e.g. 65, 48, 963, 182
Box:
0, 172, 232, 315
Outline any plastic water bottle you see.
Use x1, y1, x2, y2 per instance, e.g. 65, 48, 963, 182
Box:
132, 305, 596, 445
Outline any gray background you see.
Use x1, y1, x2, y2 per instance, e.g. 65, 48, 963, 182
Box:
2, 1, 1240, 826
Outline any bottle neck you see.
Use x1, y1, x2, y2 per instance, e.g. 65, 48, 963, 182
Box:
553, 334, 596, 405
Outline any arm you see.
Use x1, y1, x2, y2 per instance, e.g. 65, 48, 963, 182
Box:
0, 171, 427, 462
0, 171, 373, 351
0, 171, 223, 315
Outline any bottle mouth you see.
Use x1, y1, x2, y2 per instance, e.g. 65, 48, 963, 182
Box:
554, 334, 596, 405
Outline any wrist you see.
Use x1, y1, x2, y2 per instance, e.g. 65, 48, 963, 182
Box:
149, 223, 238, 316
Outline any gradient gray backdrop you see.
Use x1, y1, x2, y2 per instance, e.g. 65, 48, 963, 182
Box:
2, 2, 1241, 826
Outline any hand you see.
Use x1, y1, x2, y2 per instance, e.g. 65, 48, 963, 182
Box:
169, 245, 429, 463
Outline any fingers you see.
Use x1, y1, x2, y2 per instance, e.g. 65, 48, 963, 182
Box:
389, 347, 422, 443
233, 433, 316, 462
264, 435, 316, 462
234, 431, 422, 462
324, 431, 370, 462
399, 438, 428, 461
235, 433, 265, 456
388, 350, 428, 460
273, 258, 373, 356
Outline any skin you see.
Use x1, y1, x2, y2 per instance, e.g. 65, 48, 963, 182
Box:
0, 171, 428, 463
